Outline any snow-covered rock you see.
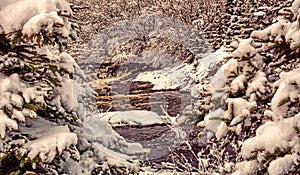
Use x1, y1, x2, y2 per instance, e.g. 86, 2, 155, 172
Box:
98, 110, 167, 127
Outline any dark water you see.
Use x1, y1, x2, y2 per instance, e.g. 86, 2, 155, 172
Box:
114, 124, 205, 168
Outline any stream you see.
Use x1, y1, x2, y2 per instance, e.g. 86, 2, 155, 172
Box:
94, 78, 196, 162
76, 14, 220, 167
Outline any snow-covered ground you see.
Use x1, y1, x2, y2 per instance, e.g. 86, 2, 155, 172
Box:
98, 110, 171, 127
134, 50, 223, 91
134, 64, 194, 90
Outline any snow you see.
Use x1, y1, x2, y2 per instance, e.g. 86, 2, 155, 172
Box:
293, 112, 300, 130
98, 110, 167, 127
10, 94, 24, 108
222, 59, 238, 80
231, 39, 256, 59
0, 110, 18, 138
241, 120, 297, 159
210, 67, 226, 98
0, 0, 72, 37
133, 51, 222, 92
52, 75, 96, 119
54, 78, 79, 112
201, 51, 223, 70
292, 0, 300, 15
232, 160, 259, 175
218, 98, 256, 135
22, 87, 43, 104
11, 109, 25, 122
22, 11, 64, 36
1, 0, 299, 173
0, 92, 11, 108
223, 162, 235, 173
253, 11, 266, 16
134, 64, 199, 91
22, 108, 37, 119
135, 64, 188, 90
197, 48, 233, 140
226, 98, 257, 121
24, 125, 77, 162
230, 74, 246, 95
59, 52, 85, 77
0, 73, 21, 93
271, 65, 300, 118
0, 74, 43, 138
250, 13, 300, 50
62, 150, 95, 175
246, 71, 268, 99
215, 121, 229, 140
17, 117, 78, 163
285, 21, 300, 50
251, 23, 280, 41
198, 108, 224, 139
268, 154, 297, 175
74, 115, 150, 174
215, 46, 231, 60
83, 115, 149, 156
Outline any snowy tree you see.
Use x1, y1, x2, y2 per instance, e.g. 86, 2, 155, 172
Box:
197, 0, 300, 174
0, 0, 89, 174
0, 1, 147, 174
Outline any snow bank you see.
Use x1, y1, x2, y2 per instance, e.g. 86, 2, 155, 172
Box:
60, 113, 150, 175
98, 110, 166, 127
135, 63, 202, 91
83, 115, 149, 155
82, 116, 149, 167
134, 51, 221, 91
